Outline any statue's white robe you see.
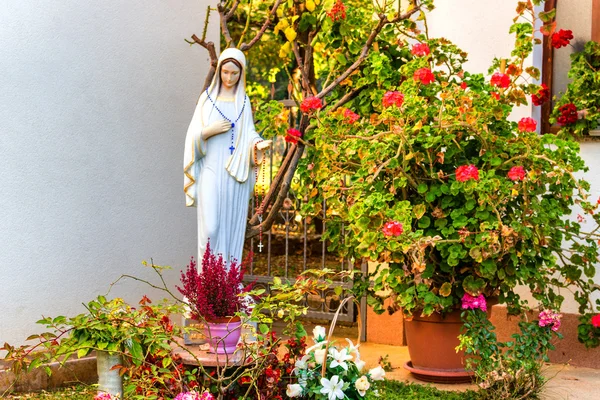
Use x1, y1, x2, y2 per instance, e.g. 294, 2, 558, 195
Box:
183, 48, 262, 266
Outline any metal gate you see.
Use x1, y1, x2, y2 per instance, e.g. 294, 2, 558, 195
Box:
243, 106, 364, 324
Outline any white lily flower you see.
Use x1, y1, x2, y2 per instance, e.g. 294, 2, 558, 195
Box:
368, 365, 386, 381
354, 375, 370, 396
313, 325, 327, 342
345, 338, 360, 356
329, 347, 353, 371
305, 340, 328, 354
320, 375, 345, 400
294, 354, 310, 371
314, 348, 327, 364
286, 383, 303, 397
355, 358, 366, 372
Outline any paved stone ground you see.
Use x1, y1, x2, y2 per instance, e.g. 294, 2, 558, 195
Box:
350, 338, 600, 399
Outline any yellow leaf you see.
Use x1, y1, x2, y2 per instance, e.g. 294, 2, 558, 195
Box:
285, 26, 297, 42
306, 0, 316, 12
440, 282, 452, 297
274, 19, 289, 35
279, 41, 291, 59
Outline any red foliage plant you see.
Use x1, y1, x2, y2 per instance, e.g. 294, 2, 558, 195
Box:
177, 241, 253, 320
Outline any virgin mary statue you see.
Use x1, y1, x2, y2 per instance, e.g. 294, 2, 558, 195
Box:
183, 48, 271, 266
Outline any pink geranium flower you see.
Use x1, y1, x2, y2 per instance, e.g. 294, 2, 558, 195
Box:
538, 310, 562, 332
518, 117, 537, 132
285, 128, 302, 144
507, 166, 526, 181
382, 221, 403, 237
591, 314, 600, 328
382, 91, 404, 108
490, 72, 510, 89
300, 96, 323, 114
413, 68, 435, 85
411, 43, 430, 57
343, 108, 360, 124
455, 165, 479, 182
461, 293, 487, 312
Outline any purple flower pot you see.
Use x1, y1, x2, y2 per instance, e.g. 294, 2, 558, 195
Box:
204, 317, 242, 354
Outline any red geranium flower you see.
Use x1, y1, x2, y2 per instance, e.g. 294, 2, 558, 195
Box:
591, 314, 600, 328
490, 72, 510, 89
456, 164, 479, 182
490, 92, 500, 100
518, 117, 537, 132
532, 83, 550, 106
327, 0, 346, 21
413, 68, 435, 85
343, 108, 360, 123
382, 221, 403, 237
551, 29, 573, 49
300, 96, 323, 113
382, 91, 404, 108
508, 166, 526, 181
285, 128, 302, 144
460, 82, 468, 90
557, 103, 578, 125
411, 43, 430, 57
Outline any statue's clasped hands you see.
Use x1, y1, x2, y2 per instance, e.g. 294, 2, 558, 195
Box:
202, 119, 233, 139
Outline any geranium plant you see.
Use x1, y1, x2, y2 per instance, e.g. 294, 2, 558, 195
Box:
177, 241, 252, 320
551, 40, 600, 136
294, 0, 600, 338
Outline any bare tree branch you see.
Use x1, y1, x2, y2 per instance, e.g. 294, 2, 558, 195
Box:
217, 3, 234, 47
317, 6, 422, 99
248, 145, 296, 226
225, 0, 242, 20
240, 0, 284, 51
246, 143, 305, 238
190, 34, 219, 91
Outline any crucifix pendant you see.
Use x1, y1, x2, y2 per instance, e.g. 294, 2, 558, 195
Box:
257, 241, 264, 252
229, 145, 235, 154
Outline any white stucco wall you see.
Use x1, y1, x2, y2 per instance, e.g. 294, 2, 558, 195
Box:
0, 1, 217, 346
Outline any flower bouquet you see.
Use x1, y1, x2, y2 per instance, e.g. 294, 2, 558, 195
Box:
286, 325, 385, 399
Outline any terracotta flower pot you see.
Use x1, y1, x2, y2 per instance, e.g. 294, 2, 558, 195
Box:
203, 316, 242, 354
404, 306, 493, 383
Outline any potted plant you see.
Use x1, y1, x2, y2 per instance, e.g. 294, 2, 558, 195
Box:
2, 295, 182, 398
297, 1, 600, 380
551, 40, 600, 136
177, 241, 252, 355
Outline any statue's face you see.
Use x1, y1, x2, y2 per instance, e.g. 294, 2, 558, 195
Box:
220, 61, 241, 90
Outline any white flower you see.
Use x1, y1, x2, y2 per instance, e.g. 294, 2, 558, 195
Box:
313, 325, 327, 342
320, 375, 345, 400
314, 348, 327, 364
368, 365, 386, 381
286, 383, 303, 397
345, 338, 360, 356
373, 389, 380, 397
355, 358, 366, 372
354, 375, 371, 397
329, 347, 353, 371
277, 309, 285, 318
295, 354, 310, 371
